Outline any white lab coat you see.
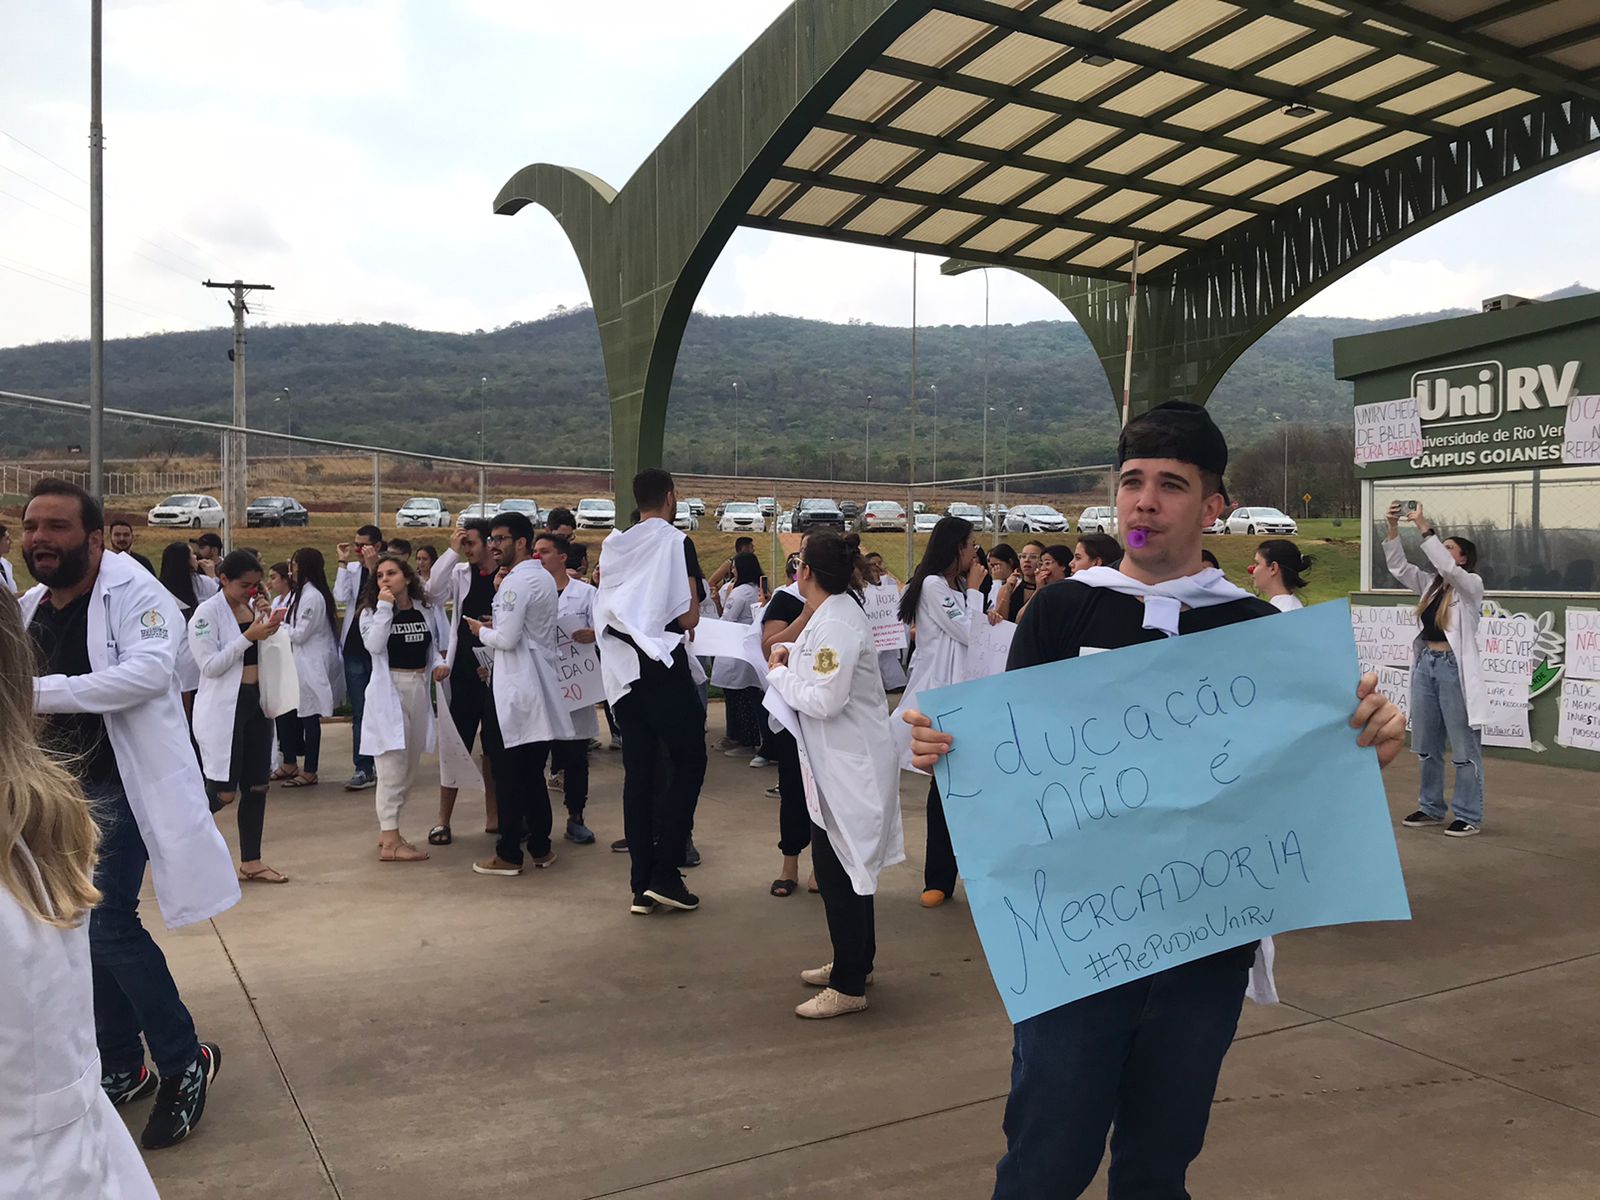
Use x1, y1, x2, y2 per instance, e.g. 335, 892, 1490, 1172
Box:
478, 558, 574, 747
1269, 594, 1304, 612
421, 550, 486, 790
890, 575, 984, 772
169, 601, 201, 694
0, 556, 16, 593
557, 577, 601, 741
710, 582, 762, 690
768, 591, 904, 895
358, 600, 445, 758
188, 588, 272, 783
0, 846, 159, 1200
333, 560, 368, 646
21, 550, 239, 929
425, 549, 476, 670
594, 518, 692, 706
286, 587, 344, 717
1383, 533, 1488, 729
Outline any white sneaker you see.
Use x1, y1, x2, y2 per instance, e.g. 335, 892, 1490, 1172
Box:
800, 962, 874, 987
796, 987, 869, 1019
749, 755, 772, 768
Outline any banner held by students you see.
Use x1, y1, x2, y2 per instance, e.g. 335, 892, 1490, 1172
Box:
862, 583, 908, 652
918, 601, 1411, 1024
552, 615, 601, 712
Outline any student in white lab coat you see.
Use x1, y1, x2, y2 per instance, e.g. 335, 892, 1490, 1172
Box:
1383, 500, 1489, 836
190, 551, 291, 885
1250, 539, 1312, 613
712, 552, 766, 755
0, 589, 161, 1199
535, 532, 602, 845
274, 548, 345, 787
889, 515, 986, 909
767, 532, 903, 1019
19, 479, 234, 1151
156, 540, 203, 711
359, 554, 449, 861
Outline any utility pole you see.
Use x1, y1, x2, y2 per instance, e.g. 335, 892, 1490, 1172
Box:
864, 392, 871, 487
88, 0, 105, 500
732, 381, 740, 478
203, 279, 273, 546
479, 375, 488, 511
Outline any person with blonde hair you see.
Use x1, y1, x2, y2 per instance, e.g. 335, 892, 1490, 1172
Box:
0, 589, 161, 1197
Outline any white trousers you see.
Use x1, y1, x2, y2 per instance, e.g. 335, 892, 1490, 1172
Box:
375, 670, 430, 831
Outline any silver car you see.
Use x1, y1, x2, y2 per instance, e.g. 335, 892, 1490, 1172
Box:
1224, 507, 1298, 536
575, 498, 616, 529
1005, 504, 1068, 534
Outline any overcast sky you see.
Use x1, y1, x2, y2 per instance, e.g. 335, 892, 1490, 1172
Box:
3, 0, 1598, 351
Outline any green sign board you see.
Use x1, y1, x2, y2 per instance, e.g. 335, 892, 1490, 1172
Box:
1336, 293, 1600, 479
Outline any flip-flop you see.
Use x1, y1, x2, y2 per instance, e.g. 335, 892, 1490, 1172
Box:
281, 774, 318, 788
239, 865, 289, 884
770, 878, 798, 897
427, 825, 453, 846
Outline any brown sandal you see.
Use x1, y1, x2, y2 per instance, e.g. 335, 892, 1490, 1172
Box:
240, 865, 290, 884
282, 773, 318, 787
378, 840, 429, 862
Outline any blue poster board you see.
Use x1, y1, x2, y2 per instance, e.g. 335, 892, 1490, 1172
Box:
919, 600, 1410, 1024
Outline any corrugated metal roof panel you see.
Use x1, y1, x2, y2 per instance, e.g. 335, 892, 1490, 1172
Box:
1020, 176, 1104, 214
1039, 0, 1147, 33
1551, 35, 1600, 72
1206, 158, 1288, 195
1192, 15, 1312, 69
1148, 146, 1236, 185
1128, 244, 1187, 272
1036, 57, 1142, 103
1078, 189, 1162, 224
832, 140, 922, 183
1067, 236, 1137, 269
1257, 35, 1371, 84
828, 71, 916, 122
905, 209, 983, 243
1230, 108, 1311, 144
781, 187, 860, 227
1099, 74, 1206, 118
1133, 198, 1213, 232
1121, 1, 1243, 53
1184, 209, 1253, 239
785, 129, 851, 171
1440, 89, 1539, 126
1168, 88, 1265, 131
966, 104, 1059, 151
965, 32, 1070, 87
748, 180, 797, 219
1088, 132, 1182, 174
963, 218, 1041, 253
885, 12, 989, 68
844, 199, 925, 236
1029, 120, 1121, 162
1321, 56, 1432, 103
963, 165, 1049, 205
1253, 172, 1333, 206
1480, 0, 1596, 46
1285, 116, 1383, 156
1380, 72, 1491, 116
890, 88, 991, 136
1339, 129, 1429, 168
899, 153, 987, 194
1017, 227, 1091, 261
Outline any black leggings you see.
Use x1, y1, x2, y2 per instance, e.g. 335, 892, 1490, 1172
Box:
274, 711, 322, 773
925, 777, 958, 895
770, 727, 811, 857
209, 682, 273, 861
811, 821, 875, 997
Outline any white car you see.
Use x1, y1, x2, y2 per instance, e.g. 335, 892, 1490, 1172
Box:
945, 501, 990, 532
858, 500, 905, 532
913, 511, 941, 533
777, 512, 794, 533
1005, 504, 1068, 534
1077, 506, 1118, 535
497, 498, 539, 520
396, 497, 452, 528
147, 493, 224, 529
674, 501, 700, 531
575, 498, 615, 529
456, 502, 500, 528
1204, 516, 1225, 535
718, 501, 765, 533
1225, 506, 1298, 536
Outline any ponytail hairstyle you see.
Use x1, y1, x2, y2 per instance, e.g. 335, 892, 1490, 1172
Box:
899, 515, 973, 624
0, 590, 100, 928
289, 547, 340, 635
1415, 535, 1478, 632
801, 531, 864, 599
1257, 539, 1313, 591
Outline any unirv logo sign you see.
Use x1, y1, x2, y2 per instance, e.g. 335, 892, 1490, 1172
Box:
1411, 359, 1579, 426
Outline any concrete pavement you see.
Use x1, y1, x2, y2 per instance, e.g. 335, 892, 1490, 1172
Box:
130, 720, 1600, 1199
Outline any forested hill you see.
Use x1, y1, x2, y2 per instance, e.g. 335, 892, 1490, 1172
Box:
0, 289, 1587, 479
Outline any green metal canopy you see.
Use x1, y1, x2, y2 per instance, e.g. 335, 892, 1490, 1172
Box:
495, 0, 1600, 501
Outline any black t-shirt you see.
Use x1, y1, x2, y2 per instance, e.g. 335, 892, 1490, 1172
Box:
1008, 580, 1279, 972
763, 589, 804, 629
28, 591, 122, 786
668, 541, 706, 633
128, 551, 154, 574
453, 567, 497, 674
343, 567, 371, 656
387, 608, 432, 670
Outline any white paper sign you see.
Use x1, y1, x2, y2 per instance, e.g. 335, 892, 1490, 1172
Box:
862, 583, 908, 652
962, 619, 1016, 682
1377, 665, 1411, 731
761, 645, 801, 739
552, 615, 601, 711
1354, 397, 1425, 465
1478, 614, 1535, 749
1566, 608, 1600, 682
690, 616, 756, 659
1561, 393, 1600, 464
1556, 678, 1600, 753
1351, 604, 1417, 671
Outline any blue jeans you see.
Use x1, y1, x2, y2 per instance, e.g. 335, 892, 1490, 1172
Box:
87, 783, 201, 1079
1411, 648, 1484, 826
993, 958, 1249, 1200
344, 650, 374, 775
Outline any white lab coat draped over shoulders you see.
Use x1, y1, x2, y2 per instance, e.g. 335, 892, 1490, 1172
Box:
479, 559, 574, 747
0, 847, 160, 1200
767, 591, 904, 895
425, 549, 473, 670
710, 582, 762, 690
594, 518, 691, 706
188, 588, 256, 782
558, 577, 600, 741
358, 600, 444, 758
21, 551, 239, 928
333, 560, 366, 644
286, 587, 343, 717
1383, 533, 1488, 729
890, 574, 984, 772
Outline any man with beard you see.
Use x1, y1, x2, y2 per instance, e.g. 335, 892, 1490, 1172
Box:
107, 518, 155, 574
19, 479, 238, 1149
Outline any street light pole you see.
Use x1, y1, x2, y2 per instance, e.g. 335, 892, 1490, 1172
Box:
479, 375, 487, 462
277, 387, 292, 460
732, 380, 740, 478
1282, 423, 1290, 513
930, 382, 938, 488
981, 270, 990, 487
864, 392, 872, 487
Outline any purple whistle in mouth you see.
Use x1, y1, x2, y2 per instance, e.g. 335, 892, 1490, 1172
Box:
1126, 528, 1148, 549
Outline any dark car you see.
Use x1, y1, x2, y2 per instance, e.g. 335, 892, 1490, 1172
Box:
245, 496, 309, 527
791, 497, 846, 534
839, 500, 861, 525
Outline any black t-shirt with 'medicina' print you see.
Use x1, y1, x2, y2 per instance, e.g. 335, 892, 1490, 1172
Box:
1006, 579, 1280, 974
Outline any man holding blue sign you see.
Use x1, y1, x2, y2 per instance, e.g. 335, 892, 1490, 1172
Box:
904, 402, 1408, 1200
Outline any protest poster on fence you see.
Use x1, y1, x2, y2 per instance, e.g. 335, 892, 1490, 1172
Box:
1477, 614, 1534, 749
1557, 678, 1600, 753
862, 584, 908, 652
551, 615, 601, 711
1350, 604, 1417, 672
1566, 608, 1600, 682
1354, 397, 1425, 465
918, 600, 1410, 1024
1561, 394, 1600, 464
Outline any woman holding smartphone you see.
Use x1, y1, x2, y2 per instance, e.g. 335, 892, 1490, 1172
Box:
1383, 501, 1488, 837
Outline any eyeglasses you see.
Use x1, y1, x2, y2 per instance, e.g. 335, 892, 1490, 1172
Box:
488, 535, 508, 545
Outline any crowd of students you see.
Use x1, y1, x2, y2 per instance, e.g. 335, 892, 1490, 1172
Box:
7, 399, 1484, 1198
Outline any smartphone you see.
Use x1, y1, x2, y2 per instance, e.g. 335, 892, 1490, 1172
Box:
1403, 500, 1419, 514
759, 574, 770, 594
